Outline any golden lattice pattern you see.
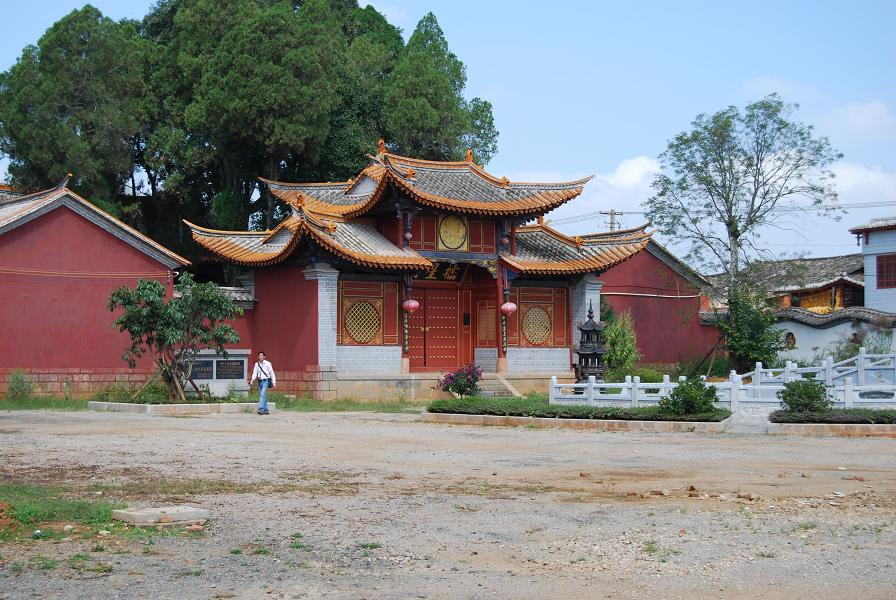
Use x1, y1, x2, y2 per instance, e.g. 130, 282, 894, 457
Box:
345, 301, 381, 344
478, 306, 496, 344
523, 306, 551, 345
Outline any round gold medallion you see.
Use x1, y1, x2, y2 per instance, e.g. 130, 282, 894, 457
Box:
438, 215, 467, 250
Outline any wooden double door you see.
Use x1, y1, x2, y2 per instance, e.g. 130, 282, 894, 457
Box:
408, 288, 461, 370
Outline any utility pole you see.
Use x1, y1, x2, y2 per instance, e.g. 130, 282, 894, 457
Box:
599, 209, 623, 231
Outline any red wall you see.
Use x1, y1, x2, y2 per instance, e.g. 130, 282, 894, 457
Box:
599, 250, 719, 364
0, 207, 173, 369
249, 265, 318, 372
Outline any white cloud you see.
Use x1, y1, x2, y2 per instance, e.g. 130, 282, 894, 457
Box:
595, 156, 660, 189
506, 156, 659, 234
833, 161, 896, 202
510, 158, 896, 260
817, 101, 896, 144
737, 78, 819, 105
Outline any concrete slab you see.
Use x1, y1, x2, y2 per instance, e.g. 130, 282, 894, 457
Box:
420, 412, 733, 433
112, 505, 210, 525
88, 401, 274, 415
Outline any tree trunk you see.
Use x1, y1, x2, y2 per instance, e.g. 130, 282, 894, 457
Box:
265, 157, 281, 230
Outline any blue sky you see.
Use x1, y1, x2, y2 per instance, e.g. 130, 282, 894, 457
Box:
2, 1, 895, 259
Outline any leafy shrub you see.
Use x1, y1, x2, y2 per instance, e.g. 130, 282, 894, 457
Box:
631, 367, 664, 383
427, 396, 729, 422
769, 408, 896, 424
658, 377, 717, 416
777, 379, 832, 413
93, 381, 170, 404
6, 370, 34, 401
434, 363, 482, 397
603, 311, 639, 373
672, 357, 731, 379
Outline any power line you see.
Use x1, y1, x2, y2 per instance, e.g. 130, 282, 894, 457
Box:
549, 200, 896, 227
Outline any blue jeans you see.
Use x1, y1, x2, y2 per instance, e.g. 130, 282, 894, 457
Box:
258, 379, 270, 412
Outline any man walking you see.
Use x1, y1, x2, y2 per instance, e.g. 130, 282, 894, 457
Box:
248, 351, 276, 415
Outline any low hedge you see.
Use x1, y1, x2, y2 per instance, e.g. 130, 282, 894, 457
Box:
427, 397, 730, 422
769, 408, 896, 424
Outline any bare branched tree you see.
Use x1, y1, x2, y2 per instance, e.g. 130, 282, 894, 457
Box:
646, 94, 842, 296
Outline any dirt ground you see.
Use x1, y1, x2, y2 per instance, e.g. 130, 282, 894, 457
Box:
0, 410, 895, 600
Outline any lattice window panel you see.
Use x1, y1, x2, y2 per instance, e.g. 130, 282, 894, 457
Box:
522, 305, 552, 346
477, 304, 496, 345
344, 300, 382, 344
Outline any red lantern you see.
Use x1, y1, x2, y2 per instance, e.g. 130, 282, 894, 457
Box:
402, 298, 420, 313
500, 301, 517, 315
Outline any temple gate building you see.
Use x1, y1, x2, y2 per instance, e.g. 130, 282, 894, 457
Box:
186, 144, 653, 399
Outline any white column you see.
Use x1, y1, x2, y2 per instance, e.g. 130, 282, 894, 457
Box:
303, 263, 339, 369
857, 347, 867, 386
729, 370, 740, 414
571, 274, 603, 364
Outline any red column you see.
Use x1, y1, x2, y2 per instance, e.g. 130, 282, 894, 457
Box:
496, 263, 507, 373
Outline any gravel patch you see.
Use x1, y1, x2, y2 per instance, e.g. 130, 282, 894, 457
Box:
0, 410, 894, 599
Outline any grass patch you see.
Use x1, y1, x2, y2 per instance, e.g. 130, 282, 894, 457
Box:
290, 532, 307, 550
86, 478, 302, 498
642, 539, 681, 562
0, 396, 88, 411
0, 483, 121, 540
770, 408, 896, 424
229, 548, 242, 555
427, 396, 730, 422
358, 542, 381, 550
268, 392, 424, 413
30, 556, 59, 570
252, 545, 271, 555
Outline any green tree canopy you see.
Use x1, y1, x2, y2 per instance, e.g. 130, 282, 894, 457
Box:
646, 95, 840, 371
384, 12, 498, 163
0, 1, 500, 255
646, 95, 841, 294
714, 292, 785, 372
0, 6, 144, 203
108, 272, 241, 402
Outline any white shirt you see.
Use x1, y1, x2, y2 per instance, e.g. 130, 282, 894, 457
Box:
250, 360, 276, 385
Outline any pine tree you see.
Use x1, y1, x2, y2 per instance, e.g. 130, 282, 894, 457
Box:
384, 13, 497, 163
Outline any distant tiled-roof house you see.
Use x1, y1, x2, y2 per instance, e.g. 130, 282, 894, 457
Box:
704, 250, 896, 361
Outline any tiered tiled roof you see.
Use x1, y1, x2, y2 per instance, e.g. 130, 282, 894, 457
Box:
262, 149, 591, 218
188, 148, 653, 274
501, 221, 651, 275
186, 206, 431, 270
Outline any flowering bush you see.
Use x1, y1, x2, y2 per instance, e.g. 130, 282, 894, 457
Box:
434, 363, 482, 397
